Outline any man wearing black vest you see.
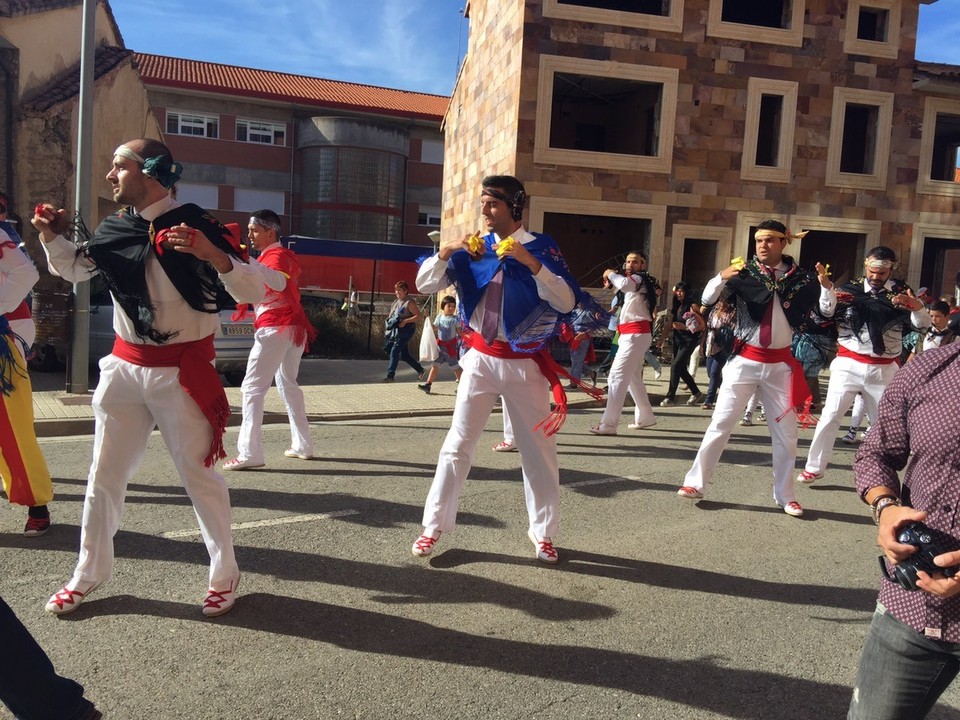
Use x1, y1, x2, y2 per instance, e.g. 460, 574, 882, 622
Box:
677, 220, 835, 517
33, 138, 265, 617
798, 246, 928, 484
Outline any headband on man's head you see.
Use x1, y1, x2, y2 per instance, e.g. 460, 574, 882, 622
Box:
249, 216, 281, 233
114, 145, 183, 189
481, 184, 527, 222
865, 257, 898, 270
754, 228, 809, 245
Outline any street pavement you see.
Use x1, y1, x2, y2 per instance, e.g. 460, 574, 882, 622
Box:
4, 361, 960, 719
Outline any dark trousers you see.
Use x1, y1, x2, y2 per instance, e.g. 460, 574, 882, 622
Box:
386, 328, 424, 379
0, 597, 95, 720
705, 354, 727, 403
667, 338, 701, 399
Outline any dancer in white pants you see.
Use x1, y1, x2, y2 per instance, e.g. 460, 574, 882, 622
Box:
590, 250, 658, 435
676, 220, 835, 517
224, 209, 316, 470
34, 139, 264, 617
410, 175, 602, 564
799, 247, 928, 484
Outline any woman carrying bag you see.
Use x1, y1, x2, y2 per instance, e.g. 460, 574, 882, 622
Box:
383, 280, 425, 382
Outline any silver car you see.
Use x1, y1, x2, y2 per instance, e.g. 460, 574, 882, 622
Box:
88, 290, 254, 386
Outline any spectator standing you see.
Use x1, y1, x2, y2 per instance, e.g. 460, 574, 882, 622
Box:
660, 281, 704, 406
848, 341, 960, 720
419, 294, 463, 393
383, 281, 424, 382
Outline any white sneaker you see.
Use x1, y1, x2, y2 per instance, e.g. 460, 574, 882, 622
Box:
654, 368, 662, 380
739, 414, 753, 427
841, 430, 859, 445
284, 449, 313, 460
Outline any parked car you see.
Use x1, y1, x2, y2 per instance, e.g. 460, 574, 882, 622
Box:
88, 286, 254, 386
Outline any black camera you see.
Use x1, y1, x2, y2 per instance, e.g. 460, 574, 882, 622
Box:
879, 522, 959, 591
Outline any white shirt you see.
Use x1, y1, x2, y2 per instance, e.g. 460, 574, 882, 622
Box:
416, 227, 575, 340
0, 227, 39, 348
606, 271, 652, 324
702, 262, 836, 350
41, 197, 266, 345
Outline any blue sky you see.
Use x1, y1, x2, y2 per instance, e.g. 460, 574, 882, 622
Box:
110, 0, 470, 96
110, 1, 958, 96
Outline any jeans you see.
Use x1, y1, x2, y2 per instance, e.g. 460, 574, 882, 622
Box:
643, 348, 661, 373
0, 597, 95, 720
849, 604, 960, 720
386, 327, 424, 379
569, 340, 590, 380
705, 354, 727, 403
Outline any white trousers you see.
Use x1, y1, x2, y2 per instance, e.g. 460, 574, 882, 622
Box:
422, 349, 560, 539
599, 332, 655, 430
237, 327, 313, 463
803, 356, 896, 474
683, 354, 799, 506
74, 355, 239, 587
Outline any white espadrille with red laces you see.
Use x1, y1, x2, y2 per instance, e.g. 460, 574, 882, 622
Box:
797, 470, 824, 484
412, 533, 440, 557
527, 529, 559, 564
202, 576, 239, 617
45, 580, 101, 615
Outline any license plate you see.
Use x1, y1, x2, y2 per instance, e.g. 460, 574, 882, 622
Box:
222, 324, 254, 336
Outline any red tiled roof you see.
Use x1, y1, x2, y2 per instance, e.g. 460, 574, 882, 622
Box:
134, 53, 449, 123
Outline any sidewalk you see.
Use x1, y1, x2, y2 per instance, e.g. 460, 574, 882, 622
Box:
30, 358, 628, 437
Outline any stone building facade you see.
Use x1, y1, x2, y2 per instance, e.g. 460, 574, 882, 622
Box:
444, 0, 960, 302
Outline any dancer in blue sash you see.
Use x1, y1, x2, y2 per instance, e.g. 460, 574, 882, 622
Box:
412, 175, 605, 563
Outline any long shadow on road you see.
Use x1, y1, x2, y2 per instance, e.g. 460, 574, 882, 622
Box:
60, 591, 938, 720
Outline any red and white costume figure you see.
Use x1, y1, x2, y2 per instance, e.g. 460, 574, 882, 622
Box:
677, 224, 835, 517
799, 252, 929, 483
227, 222, 316, 469
591, 254, 658, 435
35, 140, 266, 617
0, 225, 54, 528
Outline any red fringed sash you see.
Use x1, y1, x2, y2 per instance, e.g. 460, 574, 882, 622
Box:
464, 330, 604, 437
112, 336, 229, 467
738, 344, 816, 428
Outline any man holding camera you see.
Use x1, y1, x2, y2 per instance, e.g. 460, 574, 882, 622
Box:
849, 341, 960, 719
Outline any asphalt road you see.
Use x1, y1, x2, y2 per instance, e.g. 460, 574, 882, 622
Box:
4, 406, 960, 719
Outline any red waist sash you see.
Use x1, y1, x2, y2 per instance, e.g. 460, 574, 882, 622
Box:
463, 330, 603, 437
112, 336, 229, 467
837, 345, 899, 365
438, 337, 459, 356
618, 321, 652, 335
738, 344, 815, 427
3, 301, 30, 322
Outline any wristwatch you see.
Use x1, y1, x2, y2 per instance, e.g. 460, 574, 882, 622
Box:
871, 495, 903, 525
